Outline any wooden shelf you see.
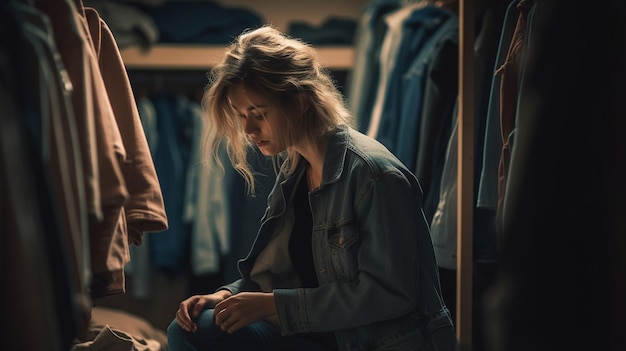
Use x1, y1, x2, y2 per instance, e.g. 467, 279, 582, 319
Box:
120, 45, 355, 70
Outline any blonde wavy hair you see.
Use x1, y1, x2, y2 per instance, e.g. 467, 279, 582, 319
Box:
202, 25, 354, 194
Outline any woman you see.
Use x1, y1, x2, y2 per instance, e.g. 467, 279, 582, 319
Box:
167, 25, 456, 351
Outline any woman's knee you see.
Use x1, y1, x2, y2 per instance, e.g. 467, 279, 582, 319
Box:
167, 318, 183, 338
167, 310, 220, 350
167, 318, 192, 350
166, 309, 284, 350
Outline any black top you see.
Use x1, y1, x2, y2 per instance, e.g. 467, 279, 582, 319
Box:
289, 174, 318, 288
288, 175, 338, 350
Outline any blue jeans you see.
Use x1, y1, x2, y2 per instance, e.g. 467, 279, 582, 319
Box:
167, 309, 334, 350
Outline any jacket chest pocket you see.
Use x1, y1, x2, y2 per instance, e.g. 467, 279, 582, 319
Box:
327, 225, 359, 282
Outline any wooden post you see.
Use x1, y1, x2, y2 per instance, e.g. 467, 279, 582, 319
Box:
457, 0, 474, 350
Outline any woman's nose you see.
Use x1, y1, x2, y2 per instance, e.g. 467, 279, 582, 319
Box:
242, 117, 258, 135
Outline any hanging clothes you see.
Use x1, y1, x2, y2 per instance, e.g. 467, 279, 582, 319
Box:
83, 6, 168, 247
407, 12, 458, 222
477, 0, 518, 213
37, 0, 129, 298
148, 94, 190, 274
81, 3, 168, 296
376, 5, 454, 159
347, 0, 402, 132
493, 0, 534, 244
2, 0, 168, 348
485, 1, 626, 350
351, 1, 460, 224
2, 2, 81, 348
394, 11, 457, 170
365, 1, 430, 140
430, 3, 503, 271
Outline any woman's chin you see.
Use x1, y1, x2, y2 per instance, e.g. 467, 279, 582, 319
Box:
257, 146, 276, 156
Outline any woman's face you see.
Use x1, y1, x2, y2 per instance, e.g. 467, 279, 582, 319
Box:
229, 83, 285, 156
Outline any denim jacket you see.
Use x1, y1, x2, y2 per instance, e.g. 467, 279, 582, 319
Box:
221, 125, 455, 350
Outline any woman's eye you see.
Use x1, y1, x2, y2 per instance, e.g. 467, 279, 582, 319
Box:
238, 111, 265, 120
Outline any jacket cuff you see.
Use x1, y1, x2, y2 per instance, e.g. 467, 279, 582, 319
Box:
274, 288, 310, 335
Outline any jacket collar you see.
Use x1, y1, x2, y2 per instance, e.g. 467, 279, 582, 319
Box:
320, 124, 350, 188
278, 124, 351, 192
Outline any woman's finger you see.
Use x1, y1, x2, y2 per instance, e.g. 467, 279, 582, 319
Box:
214, 306, 228, 326
219, 315, 229, 331
225, 317, 245, 334
176, 308, 196, 332
175, 309, 189, 331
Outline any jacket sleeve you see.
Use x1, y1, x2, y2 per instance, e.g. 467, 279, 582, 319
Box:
217, 280, 239, 295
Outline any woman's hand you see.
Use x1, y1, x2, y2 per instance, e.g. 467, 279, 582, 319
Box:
175, 290, 232, 332
213, 292, 277, 334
